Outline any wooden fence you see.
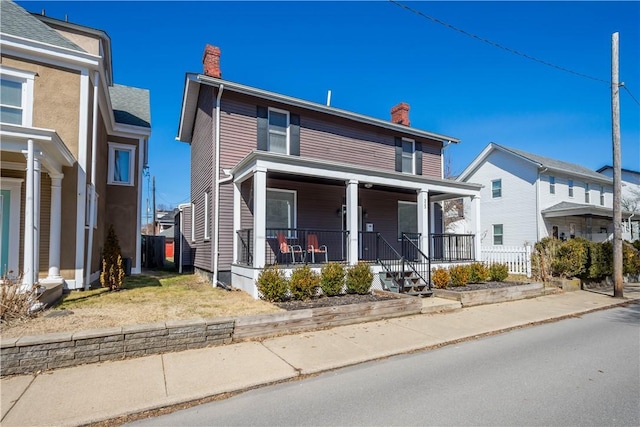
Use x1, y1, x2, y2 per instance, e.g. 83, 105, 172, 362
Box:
482, 245, 532, 278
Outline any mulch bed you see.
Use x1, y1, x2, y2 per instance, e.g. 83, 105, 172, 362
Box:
438, 281, 530, 292
275, 293, 397, 311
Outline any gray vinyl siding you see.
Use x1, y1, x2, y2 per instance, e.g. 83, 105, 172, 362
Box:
190, 86, 215, 271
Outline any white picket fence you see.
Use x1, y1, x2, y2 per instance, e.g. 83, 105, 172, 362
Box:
482, 245, 532, 278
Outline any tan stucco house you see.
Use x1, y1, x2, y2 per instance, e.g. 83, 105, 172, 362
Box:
0, 0, 151, 290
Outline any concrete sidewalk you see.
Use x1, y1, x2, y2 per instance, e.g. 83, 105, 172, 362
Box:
1, 289, 638, 426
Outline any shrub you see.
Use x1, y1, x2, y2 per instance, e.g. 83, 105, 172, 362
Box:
449, 265, 469, 287
589, 241, 613, 279
623, 242, 640, 275
552, 238, 588, 278
346, 262, 373, 295
431, 267, 450, 289
289, 265, 320, 301
256, 265, 289, 302
489, 263, 509, 282
320, 262, 345, 296
0, 274, 40, 322
468, 262, 490, 283
533, 237, 562, 282
100, 225, 125, 291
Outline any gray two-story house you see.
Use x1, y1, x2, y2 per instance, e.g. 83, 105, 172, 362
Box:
176, 44, 481, 298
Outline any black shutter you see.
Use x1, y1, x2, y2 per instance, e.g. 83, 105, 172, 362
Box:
290, 114, 300, 156
256, 106, 268, 151
415, 141, 422, 175
395, 137, 402, 172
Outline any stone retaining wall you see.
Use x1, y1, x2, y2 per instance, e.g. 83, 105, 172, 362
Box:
0, 318, 234, 376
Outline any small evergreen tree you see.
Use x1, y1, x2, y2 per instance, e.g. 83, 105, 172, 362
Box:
100, 224, 125, 291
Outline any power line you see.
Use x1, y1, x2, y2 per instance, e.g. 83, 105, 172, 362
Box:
388, 0, 611, 85
623, 86, 640, 106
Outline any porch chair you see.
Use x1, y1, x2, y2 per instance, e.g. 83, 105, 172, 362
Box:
307, 234, 328, 263
277, 233, 304, 264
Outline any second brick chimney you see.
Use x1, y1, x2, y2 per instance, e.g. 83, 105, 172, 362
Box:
203, 44, 221, 78
390, 102, 410, 126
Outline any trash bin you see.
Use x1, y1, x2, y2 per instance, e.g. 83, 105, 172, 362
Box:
123, 257, 132, 276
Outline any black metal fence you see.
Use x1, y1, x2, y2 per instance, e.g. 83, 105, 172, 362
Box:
237, 229, 253, 266
430, 233, 475, 261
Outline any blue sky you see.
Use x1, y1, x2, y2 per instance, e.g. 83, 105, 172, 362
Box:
17, 1, 640, 219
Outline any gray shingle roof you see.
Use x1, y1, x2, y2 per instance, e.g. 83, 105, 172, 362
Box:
495, 144, 610, 182
109, 84, 151, 128
0, 0, 84, 51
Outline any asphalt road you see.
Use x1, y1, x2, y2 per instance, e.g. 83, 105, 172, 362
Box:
128, 303, 640, 426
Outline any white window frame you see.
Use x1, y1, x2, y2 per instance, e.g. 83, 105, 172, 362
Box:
401, 138, 415, 174
491, 179, 502, 198
204, 192, 210, 240
585, 183, 590, 203
107, 142, 136, 186
549, 176, 555, 194
600, 186, 605, 206
266, 188, 297, 238
493, 224, 504, 245
0, 66, 35, 127
190, 202, 195, 242
568, 179, 574, 198
267, 107, 290, 154
397, 200, 418, 240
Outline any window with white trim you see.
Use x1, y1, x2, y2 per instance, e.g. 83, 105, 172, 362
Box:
568, 179, 574, 197
397, 201, 417, 240
107, 143, 136, 186
268, 108, 289, 154
549, 176, 555, 194
493, 224, 503, 245
585, 183, 590, 203
267, 189, 296, 237
600, 186, 605, 206
401, 138, 415, 174
204, 192, 210, 240
0, 67, 35, 126
191, 202, 195, 242
491, 179, 502, 198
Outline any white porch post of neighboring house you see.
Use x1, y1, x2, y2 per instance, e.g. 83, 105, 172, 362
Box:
22, 139, 35, 287
46, 174, 63, 280
417, 189, 429, 257
472, 195, 481, 261
252, 167, 267, 269
346, 179, 359, 265
33, 155, 41, 280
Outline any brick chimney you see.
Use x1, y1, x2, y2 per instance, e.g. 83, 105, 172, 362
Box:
390, 102, 410, 126
203, 44, 221, 78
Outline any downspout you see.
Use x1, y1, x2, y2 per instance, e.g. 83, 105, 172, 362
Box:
85, 71, 99, 289
536, 167, 548, 241
212, 84, 224, 287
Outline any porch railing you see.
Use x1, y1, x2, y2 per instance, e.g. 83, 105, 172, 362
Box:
237, 229, 253, 266
265, 228, 349, 265
430, 233, 475, 262
401, 234, 431, 290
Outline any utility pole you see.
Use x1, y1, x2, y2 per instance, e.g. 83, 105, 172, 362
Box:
611, 32, 623, 298
152, 175, 157, 236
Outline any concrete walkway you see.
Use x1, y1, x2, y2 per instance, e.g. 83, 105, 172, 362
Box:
1, 288, 638, 426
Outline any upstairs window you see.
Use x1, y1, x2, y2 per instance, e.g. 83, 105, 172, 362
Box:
585, 183, 590, 203
568, 179, 574, 197
492, 179, 502, 198
395, 137, 422, 175
268, 108, 289, 154
549, 176, 556, 194
0, 67, 34, 126
600, 186, 605, 206
401, 139, 415, 174
107, 143, 136, 186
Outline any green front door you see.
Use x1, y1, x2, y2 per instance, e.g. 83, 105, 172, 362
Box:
0, 189, 10, 277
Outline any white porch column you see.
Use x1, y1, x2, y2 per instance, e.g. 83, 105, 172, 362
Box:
253, 167, 267, 269
472, 195, 482, 261
47, 174, 63, 279
33, 155, 41, 280
417, 189, 430, 257
22, 139, 35, 287
232, 181, 241, 264
346, 179, 359, 265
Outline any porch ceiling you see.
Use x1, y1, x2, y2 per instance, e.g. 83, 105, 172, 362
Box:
233, 150, 482, 198
1, 125, 75, 174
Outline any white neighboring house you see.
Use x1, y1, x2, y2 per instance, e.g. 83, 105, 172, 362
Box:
596, 165, 640, 240
457, 143, 634, 246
